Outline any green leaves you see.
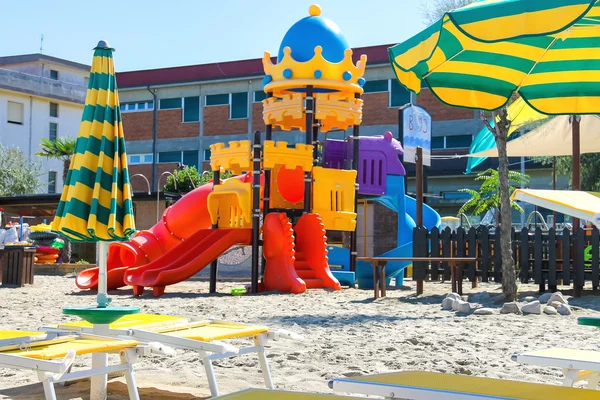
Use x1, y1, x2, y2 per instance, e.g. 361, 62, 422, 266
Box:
459, 168, 529, 220
36, 137, 76, 161
0, 144, 42, 196
532, 154, 600, 192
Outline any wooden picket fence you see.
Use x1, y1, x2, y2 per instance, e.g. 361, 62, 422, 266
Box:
412, 226, 600, 293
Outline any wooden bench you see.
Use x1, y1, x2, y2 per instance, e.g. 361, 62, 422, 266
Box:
0, 246, 35, 287
357, 257, 477, 298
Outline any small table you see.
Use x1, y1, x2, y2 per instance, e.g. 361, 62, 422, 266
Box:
358, 257, 477, 298
0, 246, 36, 287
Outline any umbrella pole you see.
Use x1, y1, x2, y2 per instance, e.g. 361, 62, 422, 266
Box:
97, 241, 110, 308
572, 116, 582, 297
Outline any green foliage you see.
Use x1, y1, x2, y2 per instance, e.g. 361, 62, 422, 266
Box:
532, 154, 600, 192
162, 167, 234, 193
420, 0, 479, 24
76, 259, 89, 264
36, 137, 76, 161
0, 144, 42, 196
459, 168, 530, 219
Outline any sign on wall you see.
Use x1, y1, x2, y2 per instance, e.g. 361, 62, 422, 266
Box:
402, 105, 431, 166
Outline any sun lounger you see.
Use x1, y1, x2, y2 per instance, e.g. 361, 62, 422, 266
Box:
512, 348, 600, 389
212, 388, 359, 399
42, 313, 303, 397
0, 329, 167, 400
329, 370, 599, 399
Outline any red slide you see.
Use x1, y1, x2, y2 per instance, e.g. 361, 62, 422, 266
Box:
75, 173, 253, 291
263, 213, 340, 293
124, 228, 251, 297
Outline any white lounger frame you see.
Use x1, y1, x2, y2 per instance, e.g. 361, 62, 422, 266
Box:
329, 377, 516, 400
0, 331, 170, 400
42, 319, 303, 397
512, 350, 600, 390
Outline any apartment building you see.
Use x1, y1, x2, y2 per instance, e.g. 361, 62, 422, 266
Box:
0, 54, 89, 193
116, 44, 560, 215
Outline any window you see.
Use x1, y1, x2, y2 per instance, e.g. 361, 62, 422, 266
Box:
120, 101, 153, 113
128, 154, 153, 165
127, 103, 136, 111
183, 96, 200, 122
50, 70, 59, 80
49, 102, 59, 118
363, 80, 389, 93
48, 171, 57, 194
432, 137, 444, 150
147, 101, 154, 110
137, 102, 146, 110
390, 80, 411, 107
84, 77, 90, 88
182, 150, 199, 169
446, 134, 473, 149
49, 123, 58, 141
159, 98, 182, 110
203, 149, 211, 161
7, 101, 24, 124
230, 92, 248, 119
158, 151, 182, 163
254, 91, 267, 102
205, 94, 229, 106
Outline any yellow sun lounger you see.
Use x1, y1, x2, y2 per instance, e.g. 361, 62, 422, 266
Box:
329, 371, 599, 399
0, 330, 147, 400
43, 313, 303, 397
513, 348, 600, 389
212, 388, 360, 399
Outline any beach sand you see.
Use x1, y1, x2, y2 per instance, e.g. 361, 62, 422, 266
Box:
1, 275, 599, 399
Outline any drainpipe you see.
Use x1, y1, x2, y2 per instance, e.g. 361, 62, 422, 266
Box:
28, 96, 33, 160
147, 86, 158, 190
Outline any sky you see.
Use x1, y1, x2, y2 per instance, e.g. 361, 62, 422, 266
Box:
0, 0, 428, 72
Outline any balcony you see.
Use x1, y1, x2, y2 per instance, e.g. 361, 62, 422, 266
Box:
0, 68, 87, 104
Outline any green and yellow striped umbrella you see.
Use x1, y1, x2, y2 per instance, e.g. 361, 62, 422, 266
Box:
52, 41, 135, 242
388, 0, 600, 114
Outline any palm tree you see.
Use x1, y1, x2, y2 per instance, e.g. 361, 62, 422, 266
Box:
36, 136, 76, 263
36, 137, 76, 185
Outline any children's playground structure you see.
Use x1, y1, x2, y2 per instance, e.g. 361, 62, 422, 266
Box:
74, 4, 440, 297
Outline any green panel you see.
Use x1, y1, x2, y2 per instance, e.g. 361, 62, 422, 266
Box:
363, 80, 388, 93
63, 306, 140, 325
231, 92, 248, 119
205, 94, 229, 106
432, 137, 444, 149
159, 98, 182, 110
182, 150, 198, 169
390, 80, 411, 107
183, 96, 200, 122
446, 134, 473, 148
254, 91, 267, 102
159, 151, 181, 163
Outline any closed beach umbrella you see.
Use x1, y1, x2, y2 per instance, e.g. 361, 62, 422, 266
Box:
52, 40, 135, 307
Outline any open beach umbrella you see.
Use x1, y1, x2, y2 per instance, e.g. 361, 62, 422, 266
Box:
389, 0, 600, 191
51, 40, 135, 308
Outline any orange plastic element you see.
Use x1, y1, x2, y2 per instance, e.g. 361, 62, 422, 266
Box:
294, 213, 341, 290
262, 94, 304, 131
262, 140, 313, 171
124, 228, 252, 297
207, 179, 252, 229
262, 213, 306, 294
311, 166, 357, 231
275, 166, 305, 205
75, 174, 253, 291
315, 93, 363, 132
209, 141, 252, 174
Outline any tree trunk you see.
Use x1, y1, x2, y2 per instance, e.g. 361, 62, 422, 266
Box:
61, 158, 72, 263
63, 159, 70, 186
492, 109, 518, 301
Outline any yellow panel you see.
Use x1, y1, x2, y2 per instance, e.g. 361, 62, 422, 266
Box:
5, 339, 138, 360
351, 371, 597, 400
263, 140, 313, 171
270, 164, 304, 210
0, 331, 46, 340
311, 167, 357, 232
165, 322, 268, 342
210, 141, 252, 174
214, 388, 358, 399
207, 179, 252, 228
315, 93, 363, 133
59, 313, 189, 330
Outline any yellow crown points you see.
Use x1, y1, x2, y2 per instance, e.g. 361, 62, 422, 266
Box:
261, 46, 367, 94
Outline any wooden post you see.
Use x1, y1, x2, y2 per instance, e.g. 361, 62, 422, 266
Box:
416, 147, 423, 228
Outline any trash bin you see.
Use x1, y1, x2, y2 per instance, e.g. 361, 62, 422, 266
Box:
0, 246, 35, 286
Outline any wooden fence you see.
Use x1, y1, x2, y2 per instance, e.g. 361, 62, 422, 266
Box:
412, 226, 600, 293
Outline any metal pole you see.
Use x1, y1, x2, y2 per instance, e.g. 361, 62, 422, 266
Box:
146, 87, 158, 191
572, 115, 582, 297
209, 168, 220, 294
261, 93, 273, 278
416, 147, 423, 228
251, 131, 262, 293
312, 96, 319, 165
349, 93, 361, 273
520, 156, 526, 229
303, 86, 314, 213
552, 156, 557, 229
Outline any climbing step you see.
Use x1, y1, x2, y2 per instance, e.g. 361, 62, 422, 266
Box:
304, 278, 325, 289
296, 269, 317, 279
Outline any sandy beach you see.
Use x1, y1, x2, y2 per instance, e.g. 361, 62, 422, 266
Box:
1, 275, 599, 399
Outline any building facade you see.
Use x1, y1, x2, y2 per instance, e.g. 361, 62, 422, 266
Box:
0, 54, 89, 194
116, 44, 562, 217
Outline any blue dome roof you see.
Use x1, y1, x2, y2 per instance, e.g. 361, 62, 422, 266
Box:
277, 12, 349, 63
